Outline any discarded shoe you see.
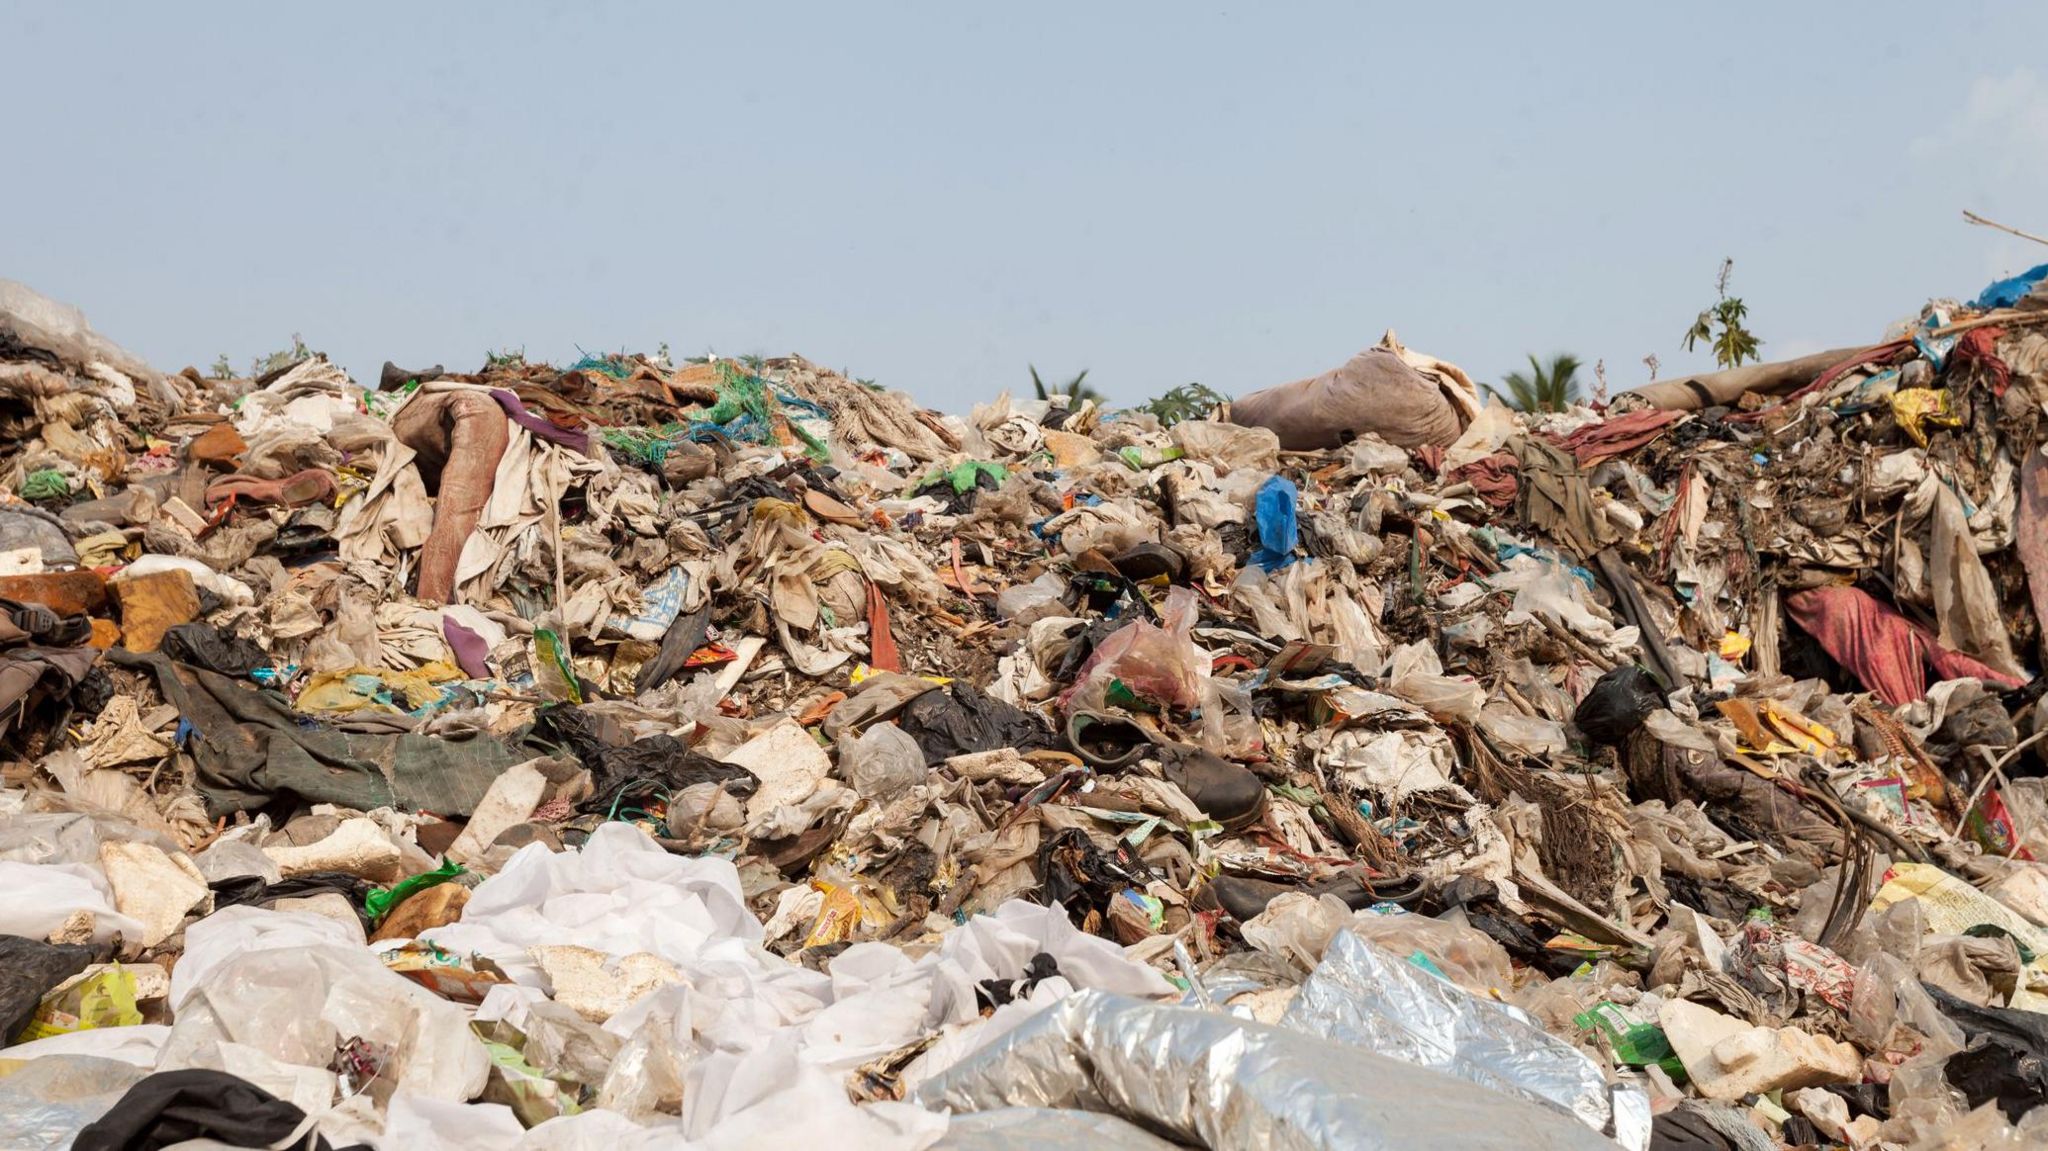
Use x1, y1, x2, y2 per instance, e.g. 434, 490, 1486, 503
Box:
1110, 542, 1186, 585
1157, 744, 1268, 831
1201, 873, 1374, 921
204, 469, 337, 508
1065, 709, 1151, 769
1197, 871, 1423, 921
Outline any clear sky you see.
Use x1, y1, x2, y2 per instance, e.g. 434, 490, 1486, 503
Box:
11, 4, 2048, 408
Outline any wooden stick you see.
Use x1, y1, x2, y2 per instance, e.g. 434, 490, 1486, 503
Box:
1958, 729, 2048, 853
1963, 209, 2048, 249
1538, 613, 1615, 670
1928, 309, 2048, 338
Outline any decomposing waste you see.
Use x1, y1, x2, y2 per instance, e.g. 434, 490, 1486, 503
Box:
7, 267, 2048, 1149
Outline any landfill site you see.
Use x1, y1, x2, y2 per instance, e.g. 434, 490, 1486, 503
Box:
6, 264, 2048, 1151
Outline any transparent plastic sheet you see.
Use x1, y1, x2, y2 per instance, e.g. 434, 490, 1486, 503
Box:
1064, 586, 1206, 715
1384, 641, 1485, 722
994, 573, 1067, 624
836, 723, 928, 802
421, 825, 1169, 1135
1342, 911, 1516, 995
911, 990, 1621, 1151
0, 859, 145, 943
0, 1053, 149, 1151
0, 1024, 169, 1068
1478, 705, 1568, 757
162, 910, 490, 1107
1281, 929, 1652, 1150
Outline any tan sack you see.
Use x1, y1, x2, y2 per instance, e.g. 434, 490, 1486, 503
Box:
1226, 331, 1476, 451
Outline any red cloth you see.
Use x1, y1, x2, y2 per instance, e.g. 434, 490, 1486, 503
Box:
1551, 409, 1681, 467
1784, 585, 2026, 706
1950, 326, 2011, 397
865, 581, 901, 672
1446, 452, 1519, 509
1412, 444, 1446, 475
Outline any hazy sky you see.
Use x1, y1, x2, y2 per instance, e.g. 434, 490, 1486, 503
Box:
12, 4, 2048, 408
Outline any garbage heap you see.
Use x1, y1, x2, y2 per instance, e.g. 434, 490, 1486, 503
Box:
5, 275, 2048, 1151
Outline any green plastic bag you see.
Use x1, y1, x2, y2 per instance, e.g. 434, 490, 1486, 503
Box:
366, 857, 465, 925
920, 460, 1008, 494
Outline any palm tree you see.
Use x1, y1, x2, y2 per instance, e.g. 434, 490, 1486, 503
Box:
1488, 353, 1583, 412
1030, 365, 1108, 405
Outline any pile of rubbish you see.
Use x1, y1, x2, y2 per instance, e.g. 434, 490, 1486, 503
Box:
7, 270, 2048, 1151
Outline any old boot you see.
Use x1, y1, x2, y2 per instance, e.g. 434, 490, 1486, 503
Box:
1066, 709, 1151, 769
1158, 745, 1267, 831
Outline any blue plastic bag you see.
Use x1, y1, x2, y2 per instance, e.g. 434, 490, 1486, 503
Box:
1251, 475, 1299, 572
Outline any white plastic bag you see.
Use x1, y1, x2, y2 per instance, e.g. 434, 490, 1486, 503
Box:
0, 860, 144, 943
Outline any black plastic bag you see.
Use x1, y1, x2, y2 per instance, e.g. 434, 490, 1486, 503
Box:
976, 951, 1061, 1011
208, 872, 375, 928
74, 665, 115, 720
531, 707, 760, 814
1573, 664, 1666, 746
634, 602, 714, 695
161, 623, 270, 678
0, 934, 95, 1043
897, 681, 1056, 765
583, 734, 760, 814
1925, 983, 2048, 1121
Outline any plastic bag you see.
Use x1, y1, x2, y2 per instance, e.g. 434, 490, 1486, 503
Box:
996, 573, 1068, 625
1574, 1001, 1685, 1081
1385, 642, 1484, 723
1240, 893, 1354, 970
1572, 665, 1665, 746
1169, 420, 1279, 475
1345, 910, 1515, 996
0, 861, 145, 944
532, 628, 584, 704
1250, 476, 1299, 572
14, 967, 141, 1044
365, 858, 465, 925
161, 918, 490, 1104
1478, 706, 1567, 757
1063, 588, 1207, 717
836, 723, 927, 802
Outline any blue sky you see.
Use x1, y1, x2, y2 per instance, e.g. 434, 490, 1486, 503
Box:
11, 4, 2048, 407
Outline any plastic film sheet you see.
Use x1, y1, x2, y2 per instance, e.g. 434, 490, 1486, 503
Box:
931, 1107, 1185, 1150
0, 1054, 149, 1151
1282, 928, 1651, 1151
909, 990, 1619, 1151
